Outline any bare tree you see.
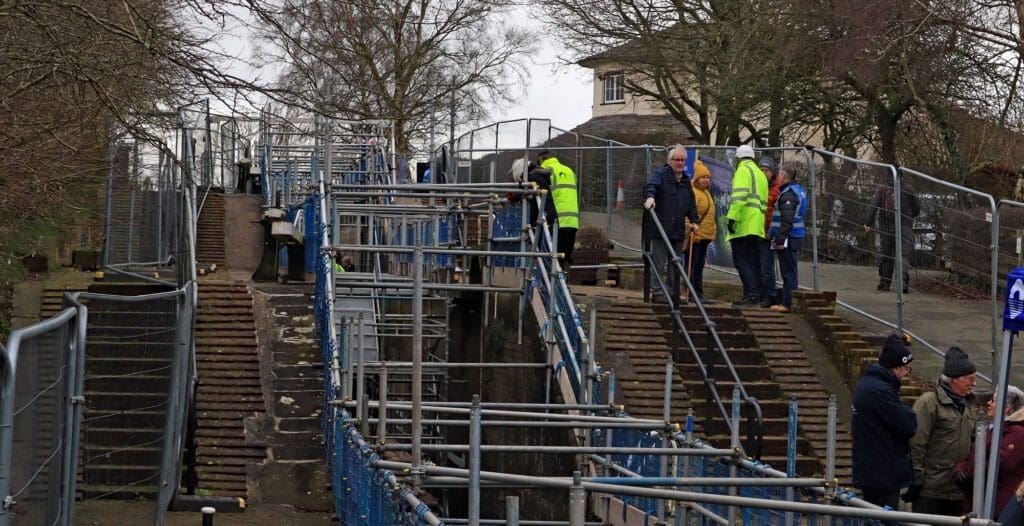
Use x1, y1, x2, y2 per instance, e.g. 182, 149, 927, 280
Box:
249, 0, 535, 154
536, 0, 815, 146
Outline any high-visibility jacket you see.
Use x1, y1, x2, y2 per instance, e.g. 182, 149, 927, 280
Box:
334, 262, 345, 273
726, 159, 768, 241
541, 157, 579, 230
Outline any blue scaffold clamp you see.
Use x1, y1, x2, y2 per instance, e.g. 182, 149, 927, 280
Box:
552, 360, 567, 378
1005, 267, 1024, 332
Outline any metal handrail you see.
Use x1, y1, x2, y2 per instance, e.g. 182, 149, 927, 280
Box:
65, 283, 196, 524
643, 208, 764, 459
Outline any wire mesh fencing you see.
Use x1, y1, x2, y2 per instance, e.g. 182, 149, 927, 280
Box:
103, 137, 184, 270
0, 283, 195, 526
0, 308, 78, 526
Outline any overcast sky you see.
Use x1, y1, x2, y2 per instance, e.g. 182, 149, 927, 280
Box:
215, 5, 594, 135
491, 36, 594, 131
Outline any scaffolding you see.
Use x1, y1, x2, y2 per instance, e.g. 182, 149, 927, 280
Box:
288, 116, 1007, 525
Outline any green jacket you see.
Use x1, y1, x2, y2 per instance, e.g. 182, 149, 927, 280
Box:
910, 383, 978, 499
541, 157, 579, 230
726, 159, 767, 241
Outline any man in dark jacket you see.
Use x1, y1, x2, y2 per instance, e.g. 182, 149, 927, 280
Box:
863, 179, 921, 292
643, 145, 699, 305
768, 162, 807, 313
852, 333, 917, 509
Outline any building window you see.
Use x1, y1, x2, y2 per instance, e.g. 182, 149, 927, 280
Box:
603, 73, 624, 103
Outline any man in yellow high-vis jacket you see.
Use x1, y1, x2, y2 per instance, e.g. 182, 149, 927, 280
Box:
727, 144, 768, 306
539, 151, 579, 268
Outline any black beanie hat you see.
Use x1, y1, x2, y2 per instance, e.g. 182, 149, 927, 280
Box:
879, 333, 913, 368
943, 346, 976, 377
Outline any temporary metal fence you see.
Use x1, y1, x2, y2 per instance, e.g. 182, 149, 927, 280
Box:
102, 136, 183, 272
0, 308, 78, 526
447, 122, 1022, 383
257, 115, 394, 210
0, 283, 196, 526
101, 106, 211, 291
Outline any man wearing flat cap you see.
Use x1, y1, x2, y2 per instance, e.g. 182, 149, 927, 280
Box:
907, 346, 978, 514
852, 333, 917, 509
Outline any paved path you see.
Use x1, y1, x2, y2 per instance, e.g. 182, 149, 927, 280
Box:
705, 260, 1015, 387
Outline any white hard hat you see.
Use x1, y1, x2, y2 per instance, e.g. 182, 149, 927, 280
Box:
509, 158, 528, 183
736, 145, 755, 159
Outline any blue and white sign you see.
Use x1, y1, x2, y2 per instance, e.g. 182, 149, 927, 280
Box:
1003, 267, 1024, 331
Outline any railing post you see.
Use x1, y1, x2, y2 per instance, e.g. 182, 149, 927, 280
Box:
730, 386, 741, 525
804, 148, 820, 290
505, 495, 520, 526
378, 368, 388, 444
891, 166, 905, 331
469, 394, 482, 526
411, 227, 425, 492
605, 371, 616, 478
785, 395, 798, 526
358, 313, 366, 419
658, 361, 673, 521
826, 395, 838, 496
973, 413, 988, 517
680, 410, 694, 526
569, 470, 586, 526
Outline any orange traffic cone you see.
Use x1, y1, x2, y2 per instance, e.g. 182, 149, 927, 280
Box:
615, 180, 625, 210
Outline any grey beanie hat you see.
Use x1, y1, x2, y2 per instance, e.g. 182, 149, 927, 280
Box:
943, 346, 976, 377
758, 157, 776, 172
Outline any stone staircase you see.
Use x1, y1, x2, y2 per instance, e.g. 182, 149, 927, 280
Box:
193, 280, 266, 497
594, 300, 820, 475
74, 283, 178, 500
249, 282, 331, 512
196, 189, 226, 267
739, 306, 854, 484
794, 290, 923, 404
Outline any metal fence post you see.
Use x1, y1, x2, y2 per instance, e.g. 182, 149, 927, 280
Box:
606, 140, 613, 235
378, 368, 388, 443
569, 470, 586, 526
356, 313, 366, 431
412, 227, 424, 492
973, 414, 988, 517
505, 495, 520, 526
891, 166, 905, 331
785, 395, 797, 526
804, 148, 820, 290
730, 386, 741, 525
656, 361, 674, 520
0, 338, 16, 526
826, 395, 838, 494
469, 395, 482, 526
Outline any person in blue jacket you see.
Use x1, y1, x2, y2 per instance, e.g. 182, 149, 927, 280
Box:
767, 162, 807, 313
851, 333, 917, 510
643, 145, 699, 304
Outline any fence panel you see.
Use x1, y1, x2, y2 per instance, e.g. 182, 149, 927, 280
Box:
897, 167, 998, 377
1, 310, 76, 526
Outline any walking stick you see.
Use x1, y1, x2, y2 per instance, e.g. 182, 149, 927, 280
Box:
684, 235, 696, 302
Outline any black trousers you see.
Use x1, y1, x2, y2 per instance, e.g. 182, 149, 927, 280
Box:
758, 238, 776, 303
913, 497, 963, 516
878, 229, 912, 288
557, 227, 577, 268
860, 488, 900, 510
687, 240, 711, 299
730, 235, 762, 300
